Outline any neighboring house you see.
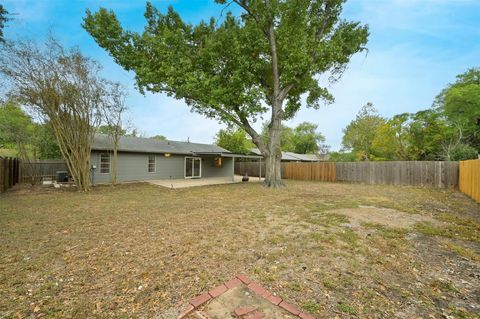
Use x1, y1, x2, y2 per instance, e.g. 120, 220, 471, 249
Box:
250, 148, 327, 162
90, 134, 259, 184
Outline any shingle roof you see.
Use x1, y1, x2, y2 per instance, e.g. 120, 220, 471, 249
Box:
92, 134, 231, 155
250, 148, 320, 161
284, 152, 321, 162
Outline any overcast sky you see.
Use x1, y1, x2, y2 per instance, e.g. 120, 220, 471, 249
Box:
3, 0, 480, 150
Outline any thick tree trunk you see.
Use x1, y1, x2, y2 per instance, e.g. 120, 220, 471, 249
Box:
263, 117, 284, 187
264, 151, 283, 187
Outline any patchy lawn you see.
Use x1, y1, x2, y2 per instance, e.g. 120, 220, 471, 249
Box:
1, 181, 479, 318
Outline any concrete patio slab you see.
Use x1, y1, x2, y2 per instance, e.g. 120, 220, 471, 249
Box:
147, 175, 264, 189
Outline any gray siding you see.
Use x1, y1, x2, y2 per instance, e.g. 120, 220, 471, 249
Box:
201, 156, 233, 179
90, 151, 233, 183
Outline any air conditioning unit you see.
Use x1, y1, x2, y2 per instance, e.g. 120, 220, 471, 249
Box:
56, 171, 68, 182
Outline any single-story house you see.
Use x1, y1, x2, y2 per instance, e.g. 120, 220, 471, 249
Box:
250, 148, 328, 162
90, 134, 260, 184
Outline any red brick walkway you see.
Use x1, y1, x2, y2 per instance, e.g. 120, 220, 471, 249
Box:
177, 274, 315, 319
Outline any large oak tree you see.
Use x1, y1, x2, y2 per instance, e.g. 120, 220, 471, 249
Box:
83, 0, 368, 187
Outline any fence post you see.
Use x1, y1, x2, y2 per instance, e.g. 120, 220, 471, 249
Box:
13, 158, 18, 186
7, 158, 12, 189
3, 158, 7, 192
0, 158, 4, 193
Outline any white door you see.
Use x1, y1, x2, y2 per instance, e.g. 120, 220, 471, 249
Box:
185, 157, 201, 178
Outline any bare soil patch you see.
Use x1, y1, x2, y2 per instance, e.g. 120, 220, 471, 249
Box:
331, 205, 438, 229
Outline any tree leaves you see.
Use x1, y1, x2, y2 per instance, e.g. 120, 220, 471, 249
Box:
82, 0, 368, 140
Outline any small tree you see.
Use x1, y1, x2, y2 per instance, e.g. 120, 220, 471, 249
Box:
0, 101, 33, 159
437, 68, 480, 151
342, 103, 385, 160
99, 83, 129, 186
261, 121, 325, 154
291, 122, 326, 154
215, 127, 254, 154
0, 38, 112, 191
150, 135, 167, 141
0, 101, 43, 184
34, 123, 62, 160
83, 0, 369, 187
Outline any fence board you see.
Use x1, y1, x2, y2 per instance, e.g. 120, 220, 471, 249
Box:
234, 160, 461, 188
234, 161, 265, 177
19, 160, 68, 184
336, 161, 458, 188
459, 159, 480, 203
0, 157, 20, 193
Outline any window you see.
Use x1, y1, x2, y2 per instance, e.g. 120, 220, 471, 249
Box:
185, 157, 201, 178
148, 155, 156, 172
100, 153, 110, 174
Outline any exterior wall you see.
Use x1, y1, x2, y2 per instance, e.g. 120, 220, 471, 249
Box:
90, 151, 233, 183
201, 156, 233, 179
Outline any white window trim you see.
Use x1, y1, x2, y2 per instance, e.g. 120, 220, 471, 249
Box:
184, 156, 202, 179
148, 155, 156, 173
99, 153, 111, 174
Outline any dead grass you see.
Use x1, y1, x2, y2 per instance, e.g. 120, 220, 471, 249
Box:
0, 181, 479, 318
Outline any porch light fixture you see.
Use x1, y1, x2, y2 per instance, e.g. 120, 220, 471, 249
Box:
164, 153, 171, 157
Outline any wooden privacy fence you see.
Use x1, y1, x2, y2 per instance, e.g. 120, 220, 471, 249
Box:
336, 161, 459, 188
0, 157, 20, 193
235, 161, 459, 188
459, 159, 480, 202
235, 161, 266, 177
283, 162, 336, 182
20, 160, 68, 184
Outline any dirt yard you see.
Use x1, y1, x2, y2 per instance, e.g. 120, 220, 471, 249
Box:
1, 181, 479, 318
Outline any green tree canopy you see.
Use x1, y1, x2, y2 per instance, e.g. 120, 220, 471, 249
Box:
150, 134, 167, 141
83, 0, 368, 187
35, 123, 62, 159
261, 121, 326, 154
342, 103, 385, 160
291, 122, 326, 154
261, 123, 295, 152
97, 124, 127, 136
329, 151, 356, 162
0, 101, 61, 159
371, 109, 477, 161
437, 68, 480, 150
215, 127, 254, 154
0, 101, 34, 154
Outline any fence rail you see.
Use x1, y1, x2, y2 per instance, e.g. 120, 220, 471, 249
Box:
283, 162, 336, 182
0, 157, 20, 193
459, 159, 480, 202
235, 161, 266, 177
19, 160, 68, 184
336, 161, 458, 188
236, 160, 459, 188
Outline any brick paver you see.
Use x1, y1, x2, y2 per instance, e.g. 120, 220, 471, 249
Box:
189, 292, 211, 308
234, 306, 256, 317
177, 274, 315, 319
236, 274, 252, 285
244, 310, 265, 319
209, 284, 228, 298
279, 301, 301, 316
